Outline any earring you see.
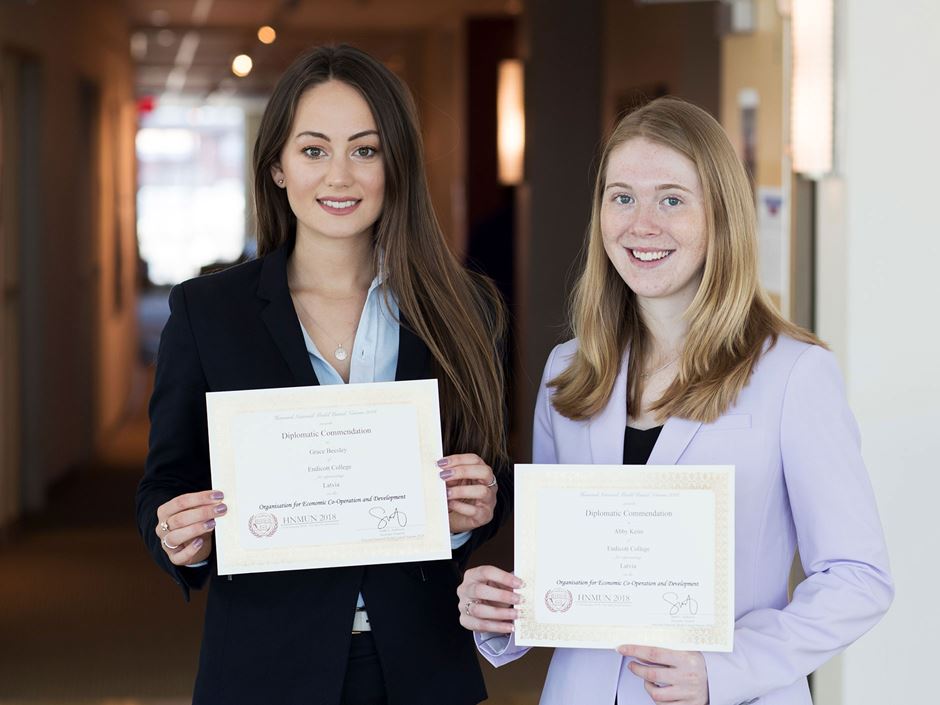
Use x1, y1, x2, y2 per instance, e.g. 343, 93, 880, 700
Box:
277, 179, 285, 186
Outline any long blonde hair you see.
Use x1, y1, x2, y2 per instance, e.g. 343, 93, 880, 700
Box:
550, 97, 821, 423
254, 45, 507, 465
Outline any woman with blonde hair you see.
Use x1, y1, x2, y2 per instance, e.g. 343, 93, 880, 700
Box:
457, 97, 892, 705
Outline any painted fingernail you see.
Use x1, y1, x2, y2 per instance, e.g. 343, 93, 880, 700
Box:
439, 469, 454, 479
214, 503, 227, 514
437, 458, 450, 468
446, 488, 454, 498
211, 491, 224, 500
192, 538, 204, 549
204, 518, 216, 530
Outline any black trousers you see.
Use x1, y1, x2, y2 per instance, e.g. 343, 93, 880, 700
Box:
340, 633, 388, 705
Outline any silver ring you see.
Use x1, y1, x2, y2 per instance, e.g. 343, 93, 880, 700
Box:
465, 600, 478, 617
162, 536, 181, 551
159, 521, 170, 533
485, 477, 498, 488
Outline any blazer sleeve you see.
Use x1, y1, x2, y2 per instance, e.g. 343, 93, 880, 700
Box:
703, 345, 894, 705
135, 284, 213, 600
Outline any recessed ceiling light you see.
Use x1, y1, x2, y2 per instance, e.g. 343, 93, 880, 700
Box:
232, 54, 253, 78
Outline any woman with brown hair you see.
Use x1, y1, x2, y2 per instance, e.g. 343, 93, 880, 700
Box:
136, 45, 509, 705
457, 97, 892, 705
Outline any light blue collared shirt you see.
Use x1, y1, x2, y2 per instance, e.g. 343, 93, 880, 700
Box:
298, 274, 399, 387
297, 275, 470, 609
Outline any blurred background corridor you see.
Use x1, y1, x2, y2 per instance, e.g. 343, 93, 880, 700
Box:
1, 0, 938, 703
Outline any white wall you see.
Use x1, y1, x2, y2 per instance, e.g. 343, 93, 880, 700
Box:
814, 2, 940, 703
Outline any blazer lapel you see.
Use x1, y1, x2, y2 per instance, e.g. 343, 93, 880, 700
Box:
257, 245, 319, 387
648, 416, 701, 465
588, 348, 630, 465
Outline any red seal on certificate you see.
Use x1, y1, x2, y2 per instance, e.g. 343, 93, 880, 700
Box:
248, 512, 278, 538
544, 588, 573, 613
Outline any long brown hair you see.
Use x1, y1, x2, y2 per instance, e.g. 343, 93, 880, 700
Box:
551, 97, 821, 423
252, 45, 507, 465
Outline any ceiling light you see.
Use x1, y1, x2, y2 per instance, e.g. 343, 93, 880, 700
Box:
232, 54, 253, 78
257, 26, 277, 45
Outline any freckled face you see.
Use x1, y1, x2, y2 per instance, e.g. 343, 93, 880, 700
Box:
271, 80, 385, 245
600, 138, 708, 308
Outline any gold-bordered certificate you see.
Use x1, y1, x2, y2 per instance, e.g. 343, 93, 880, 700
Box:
514, 464, 734, 652
207, 379, 450, 575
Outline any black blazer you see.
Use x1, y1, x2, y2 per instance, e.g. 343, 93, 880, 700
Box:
135, 245, 512, 705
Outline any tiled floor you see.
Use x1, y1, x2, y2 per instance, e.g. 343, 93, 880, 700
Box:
0, 374, 550, 704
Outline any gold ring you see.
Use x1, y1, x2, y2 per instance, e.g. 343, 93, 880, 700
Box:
159, 521, 170, 533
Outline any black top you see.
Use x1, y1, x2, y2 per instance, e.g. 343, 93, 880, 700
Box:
623, 424, 664, 465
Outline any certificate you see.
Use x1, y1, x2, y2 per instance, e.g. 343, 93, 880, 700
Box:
206, 379, 451, 575
514, 464, 734, 652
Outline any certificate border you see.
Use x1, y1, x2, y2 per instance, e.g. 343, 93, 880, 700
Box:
207, 379, 450, 574
513, 464, 734, 652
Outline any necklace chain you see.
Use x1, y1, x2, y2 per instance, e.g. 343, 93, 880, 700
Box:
640, 356, 679, 379
289, 290, 357, 362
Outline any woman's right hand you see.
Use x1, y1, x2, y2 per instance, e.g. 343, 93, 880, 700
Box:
457, 565, 523, 634
155, 490, 227, 566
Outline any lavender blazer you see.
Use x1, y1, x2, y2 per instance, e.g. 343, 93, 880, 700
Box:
478, 336, 893, 705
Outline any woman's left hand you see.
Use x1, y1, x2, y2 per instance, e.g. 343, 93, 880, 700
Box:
617, 644, 709, 704
438, 453, 498, 533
